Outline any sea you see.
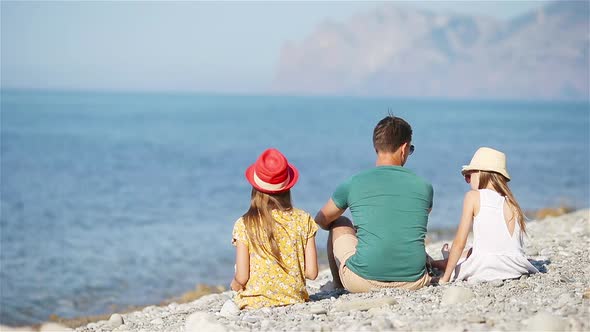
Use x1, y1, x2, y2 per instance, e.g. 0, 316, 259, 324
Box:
1, 90, 588, 326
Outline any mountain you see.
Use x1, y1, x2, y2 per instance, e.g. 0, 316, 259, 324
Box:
272, 1, 589, 100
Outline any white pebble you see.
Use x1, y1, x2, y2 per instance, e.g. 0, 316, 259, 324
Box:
525, 312, 568, 331
441, 287, 475, 305
109, 313, 124, 327
184, 311, 226, 332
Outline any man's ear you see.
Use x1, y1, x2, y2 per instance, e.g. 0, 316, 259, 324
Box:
399, 142, 408, 159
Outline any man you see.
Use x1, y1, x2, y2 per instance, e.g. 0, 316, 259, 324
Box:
315, 115, 433, 292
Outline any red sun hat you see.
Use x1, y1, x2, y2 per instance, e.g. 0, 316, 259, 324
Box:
245, 148, 299, 194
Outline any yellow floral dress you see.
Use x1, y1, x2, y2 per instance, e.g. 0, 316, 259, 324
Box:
231, 208, 318, 309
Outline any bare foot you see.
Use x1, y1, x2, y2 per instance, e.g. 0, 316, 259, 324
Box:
320, 280, 344, 292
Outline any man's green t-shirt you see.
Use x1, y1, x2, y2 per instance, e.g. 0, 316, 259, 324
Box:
332, 166, 433, 281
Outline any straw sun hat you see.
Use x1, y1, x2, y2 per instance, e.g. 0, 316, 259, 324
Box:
461, 147, 511, 181
245, 148, 299, 194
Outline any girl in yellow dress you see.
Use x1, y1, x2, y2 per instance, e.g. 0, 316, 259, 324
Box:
230, 148, 318, 309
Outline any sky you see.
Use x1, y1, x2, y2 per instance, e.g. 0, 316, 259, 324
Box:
1, 1, 548, 94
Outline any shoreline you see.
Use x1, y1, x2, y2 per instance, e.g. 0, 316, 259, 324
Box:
1, 206, 587, 331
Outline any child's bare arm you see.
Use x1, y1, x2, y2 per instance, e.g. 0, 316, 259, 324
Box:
304, 236, 318, 280
440, 190, 478, 283
231, 241, 250, 291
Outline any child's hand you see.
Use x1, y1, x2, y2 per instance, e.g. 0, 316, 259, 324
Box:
230, 278, 244, 291
439, 276, 450, 284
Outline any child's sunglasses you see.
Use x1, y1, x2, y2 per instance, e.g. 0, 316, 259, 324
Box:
464, 173, 472, 183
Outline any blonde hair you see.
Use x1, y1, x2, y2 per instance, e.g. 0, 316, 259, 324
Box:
478, 171, 527, 234
242, 188, 292, 271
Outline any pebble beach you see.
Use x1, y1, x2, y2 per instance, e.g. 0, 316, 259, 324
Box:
2, 208, 588, 332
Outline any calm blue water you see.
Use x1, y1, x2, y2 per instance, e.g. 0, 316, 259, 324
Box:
1, 90, 588, 325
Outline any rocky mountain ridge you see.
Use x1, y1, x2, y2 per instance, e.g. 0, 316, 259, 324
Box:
273, 1, 589, 100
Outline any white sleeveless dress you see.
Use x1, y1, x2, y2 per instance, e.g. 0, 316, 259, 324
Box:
453, 189, 538, 282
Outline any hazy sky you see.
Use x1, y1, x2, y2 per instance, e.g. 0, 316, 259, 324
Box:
1, 1, 547, 93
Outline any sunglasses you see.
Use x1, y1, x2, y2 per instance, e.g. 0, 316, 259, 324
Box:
409, 144, 415, 155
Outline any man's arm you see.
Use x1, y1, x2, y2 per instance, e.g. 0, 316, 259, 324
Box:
315, 198, 345, 230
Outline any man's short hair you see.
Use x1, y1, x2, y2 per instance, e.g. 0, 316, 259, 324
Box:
373, 116, 413, 153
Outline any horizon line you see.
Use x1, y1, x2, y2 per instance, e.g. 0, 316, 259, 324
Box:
2, 87, 589, 105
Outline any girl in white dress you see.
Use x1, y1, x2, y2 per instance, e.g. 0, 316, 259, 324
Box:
440, 147, 538, 283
